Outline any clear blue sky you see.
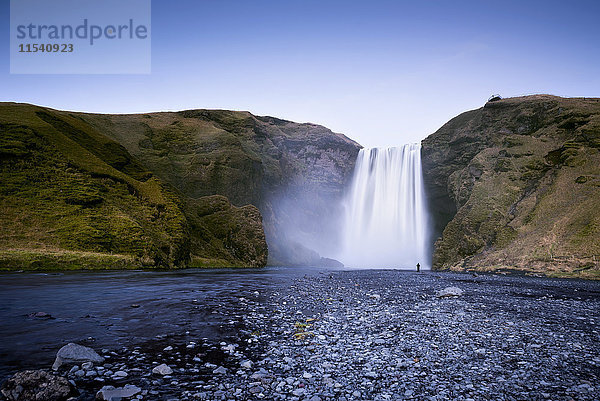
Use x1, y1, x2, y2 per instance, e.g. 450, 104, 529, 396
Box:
2, 0, 599, 147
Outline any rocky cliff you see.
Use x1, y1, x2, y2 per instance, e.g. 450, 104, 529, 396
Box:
77, 110, 360, 265
0, 103, 267, 269
0, 103, 359, 269
422, 95, 600, 278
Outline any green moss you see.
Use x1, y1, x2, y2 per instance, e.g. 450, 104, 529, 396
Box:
494, 226, 518, 249
188, 256, 238, 268
0, 249, 140, 271
0, 104, 267, 270
502, 136, 523, 148
425, 95, 600, 276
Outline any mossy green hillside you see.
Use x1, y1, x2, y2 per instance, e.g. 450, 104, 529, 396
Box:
0, 103, 267, 269
76, 109, 360, 266
422, 95, 600, 278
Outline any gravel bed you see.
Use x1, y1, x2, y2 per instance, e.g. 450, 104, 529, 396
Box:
9, 270, 600, 401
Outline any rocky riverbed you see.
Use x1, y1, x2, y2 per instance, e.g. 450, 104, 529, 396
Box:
2, 269, 600, 400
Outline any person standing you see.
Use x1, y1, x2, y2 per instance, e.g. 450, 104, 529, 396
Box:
416, 263, 420, 272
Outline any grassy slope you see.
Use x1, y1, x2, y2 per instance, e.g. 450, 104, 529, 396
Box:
0, 103, 266, 270
422, 96, 600, 279
75, 109, 360, 266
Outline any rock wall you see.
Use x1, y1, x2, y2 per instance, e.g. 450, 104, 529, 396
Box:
422, 95, 600, 278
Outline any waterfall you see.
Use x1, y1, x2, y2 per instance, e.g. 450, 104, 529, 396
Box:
339, 144, 429, 269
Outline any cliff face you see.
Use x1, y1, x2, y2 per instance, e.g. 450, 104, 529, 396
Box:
0, 103, 267, 269
78, 110, 361, 265
422, 95, 600, 278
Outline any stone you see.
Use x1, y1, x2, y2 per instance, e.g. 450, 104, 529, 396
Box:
96, 384, 142, 400
292, 388, 306, 397
152, 364, 173, 375
112, 371, 128, 378
436, 287, 464, 298
52, 343, 104, 370
1, 370, 73, 401
240, 360, 253, 369
213, 366, 228, 374
28, 311, 53, 319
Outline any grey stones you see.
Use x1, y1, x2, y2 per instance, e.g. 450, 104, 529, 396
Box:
364, 371, 378, 379
1, 370, 73, 401
152, 363, 173, 375
52, 343, 104, 370
436, 286, 464, 298
96, 384, 141, 400
9, 270, 598, 401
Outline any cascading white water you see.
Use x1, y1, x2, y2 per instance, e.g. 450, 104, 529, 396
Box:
339, 144, 429, 269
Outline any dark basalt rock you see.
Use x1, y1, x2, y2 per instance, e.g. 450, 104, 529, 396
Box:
1, 370, 74, 401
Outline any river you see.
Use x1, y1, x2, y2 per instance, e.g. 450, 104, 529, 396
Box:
0, 267, 318, 380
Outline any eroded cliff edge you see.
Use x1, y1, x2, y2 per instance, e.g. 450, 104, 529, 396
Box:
422, 95, 600, 278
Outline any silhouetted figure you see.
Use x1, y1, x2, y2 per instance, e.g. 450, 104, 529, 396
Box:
416, 263, 420, 272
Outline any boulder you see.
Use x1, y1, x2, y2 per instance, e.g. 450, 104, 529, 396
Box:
52, 343, 104, 370
436, 287, 464, 298
152, 363, 173, 375
1, 370, 73, 401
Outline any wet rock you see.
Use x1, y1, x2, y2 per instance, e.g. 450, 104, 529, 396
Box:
52, 343, 105, 370
96, 384, 141, 400
1, 369, 73, 401
28, 311, 53, 319
213, 366, 227, 374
